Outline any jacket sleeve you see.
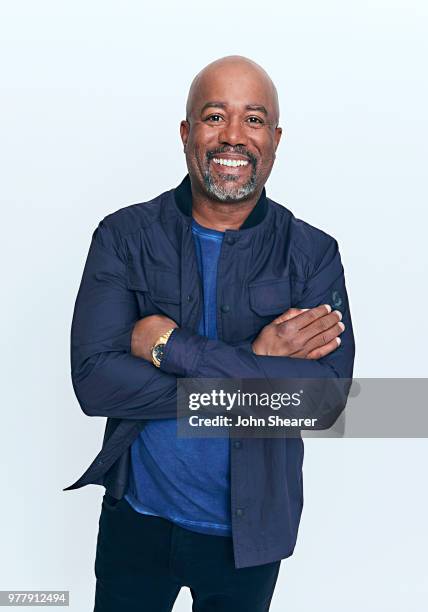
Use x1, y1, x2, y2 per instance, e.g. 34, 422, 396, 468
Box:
70, 219, 180, 419
160, 237, 355, 382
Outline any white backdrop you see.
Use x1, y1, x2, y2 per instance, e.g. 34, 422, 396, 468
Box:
1, 1, 427, 610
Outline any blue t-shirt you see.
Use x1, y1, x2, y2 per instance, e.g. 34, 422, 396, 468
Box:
124, 217, 231, 536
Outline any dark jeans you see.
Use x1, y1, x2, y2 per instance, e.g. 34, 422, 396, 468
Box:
94, 492, 281, 612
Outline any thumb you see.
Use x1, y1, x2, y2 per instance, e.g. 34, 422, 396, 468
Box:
272, 308, 309, 325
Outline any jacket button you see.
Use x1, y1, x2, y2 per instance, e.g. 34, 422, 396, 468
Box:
221, 304, 230, 313
235, 508, 244, 517
226, 236, 235, 245
187, 294, 193, 302
233, 440, 242, 449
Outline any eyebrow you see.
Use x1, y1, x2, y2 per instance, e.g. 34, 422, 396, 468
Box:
200, 101, 269, 116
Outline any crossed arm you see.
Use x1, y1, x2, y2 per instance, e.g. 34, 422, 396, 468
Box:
70, 221, 355, 420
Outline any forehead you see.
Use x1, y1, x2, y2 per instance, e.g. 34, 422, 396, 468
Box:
192, 65, 275, 115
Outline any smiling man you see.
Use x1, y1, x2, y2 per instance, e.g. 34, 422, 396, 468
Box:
65, 55, 355, 612
181, 56, 281, 226
184, 59, 279, 204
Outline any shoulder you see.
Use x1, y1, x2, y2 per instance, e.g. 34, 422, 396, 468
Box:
268, 197, 341, 278
101, 188, 168, 237
90, 188, 169, 259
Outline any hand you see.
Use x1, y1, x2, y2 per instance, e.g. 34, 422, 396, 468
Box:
251, 304, 345, 359
131, 315, 178, 362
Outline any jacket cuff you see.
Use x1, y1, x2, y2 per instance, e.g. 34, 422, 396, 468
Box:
232, 340, 254, 352
118, 323, 138, 353
160, 328, 208, 377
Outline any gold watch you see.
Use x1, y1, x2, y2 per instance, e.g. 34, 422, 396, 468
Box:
151, 328, 176, 368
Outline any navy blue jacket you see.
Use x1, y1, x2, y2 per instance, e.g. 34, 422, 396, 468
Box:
63, 173, 355, 569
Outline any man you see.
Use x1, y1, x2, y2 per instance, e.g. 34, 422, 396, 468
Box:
64, 55, 355, 611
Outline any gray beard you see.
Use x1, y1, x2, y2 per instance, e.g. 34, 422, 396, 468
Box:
202, 165, 258, 202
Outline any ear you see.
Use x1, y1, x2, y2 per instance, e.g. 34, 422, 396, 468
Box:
180, 120, 190, 152
274, 126, 283, 150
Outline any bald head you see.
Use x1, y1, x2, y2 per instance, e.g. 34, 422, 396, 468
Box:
180, 55, 283, 204
185, 55, 280, 128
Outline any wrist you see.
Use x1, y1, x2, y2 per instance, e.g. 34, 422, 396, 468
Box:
151, 327, 176, 367
251, 339, 265, 356
131, 317, 178, 361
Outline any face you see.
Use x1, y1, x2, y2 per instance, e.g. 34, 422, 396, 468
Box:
180, 65, 282, 203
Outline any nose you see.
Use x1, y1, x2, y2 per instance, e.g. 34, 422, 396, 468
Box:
218, 116, 248, 148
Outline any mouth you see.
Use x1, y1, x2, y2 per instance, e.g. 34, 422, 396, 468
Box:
209, 155, 252, 174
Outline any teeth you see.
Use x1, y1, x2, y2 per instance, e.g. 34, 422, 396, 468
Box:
213, 158, 249, 167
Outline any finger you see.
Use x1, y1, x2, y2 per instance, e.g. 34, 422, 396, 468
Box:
301, 321, 345, 355
298, 311, 344, 344
281, 304, 333, 330
306, 337, 341, 359
272, 308, 309, 325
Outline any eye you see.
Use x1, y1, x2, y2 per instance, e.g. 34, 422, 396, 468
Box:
247, 116, 264, 124
205, 114, 224, 122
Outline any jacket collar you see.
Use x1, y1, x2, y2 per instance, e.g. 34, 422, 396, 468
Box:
173, 173, 268, 230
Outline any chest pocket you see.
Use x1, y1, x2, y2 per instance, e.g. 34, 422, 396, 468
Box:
126, 265, 181, 324
247, 277, 291, 334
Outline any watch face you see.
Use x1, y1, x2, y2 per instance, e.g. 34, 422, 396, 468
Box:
153, 343, 165, 363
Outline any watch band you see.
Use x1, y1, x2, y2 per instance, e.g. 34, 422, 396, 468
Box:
151, 328, 176, 368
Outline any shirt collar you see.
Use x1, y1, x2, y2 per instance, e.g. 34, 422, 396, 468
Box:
173, 173, 268, 229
